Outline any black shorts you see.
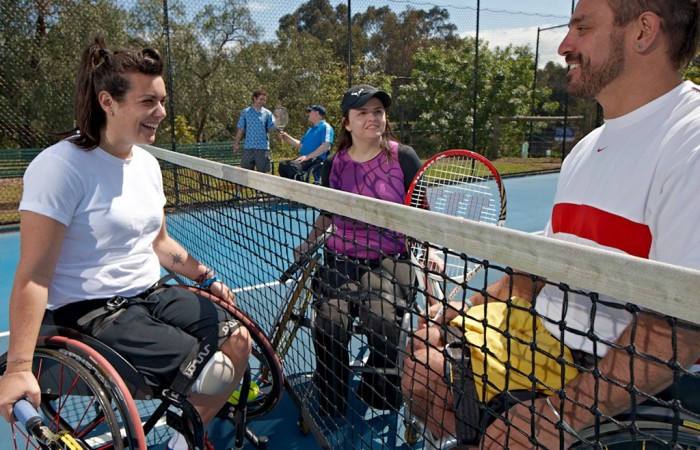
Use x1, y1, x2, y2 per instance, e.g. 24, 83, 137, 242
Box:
52, 286, 237, 388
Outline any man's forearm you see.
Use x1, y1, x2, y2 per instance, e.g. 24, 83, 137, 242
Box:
304, 143, 330, 160
467, 271, 542, 307
559, 313, 700, 431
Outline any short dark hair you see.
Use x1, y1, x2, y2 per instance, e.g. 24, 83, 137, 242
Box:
607, 0, 699, 69
252, 90, 268, 100
73, 34, 163, 150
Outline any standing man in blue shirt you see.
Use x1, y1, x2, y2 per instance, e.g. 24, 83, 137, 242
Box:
278, 105, 334, 181
234, 90, 276, 173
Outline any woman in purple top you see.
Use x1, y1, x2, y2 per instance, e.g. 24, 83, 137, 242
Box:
297, 85, 421, 416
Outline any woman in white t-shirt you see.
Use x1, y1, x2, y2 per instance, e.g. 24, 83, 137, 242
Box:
0, 34, 250, 450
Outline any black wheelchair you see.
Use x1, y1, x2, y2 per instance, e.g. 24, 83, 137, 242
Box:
1, 285, 284, 450
278, 158, 325, 185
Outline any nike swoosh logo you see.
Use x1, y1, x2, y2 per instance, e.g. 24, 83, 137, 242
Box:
597, 147, 607, 152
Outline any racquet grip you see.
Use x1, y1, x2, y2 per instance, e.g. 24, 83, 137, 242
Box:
14, 399, 52, 446
279, 227, 332, 283
280, 255, 311, 283
280, 240, 324, 282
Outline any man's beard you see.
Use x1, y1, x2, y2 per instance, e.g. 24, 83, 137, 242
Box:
566, 35, 625, 99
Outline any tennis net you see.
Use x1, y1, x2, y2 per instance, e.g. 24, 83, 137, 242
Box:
149, 145, 700, 450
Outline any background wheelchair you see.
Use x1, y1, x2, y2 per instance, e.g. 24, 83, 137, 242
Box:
278, 158, 325, 185
1, 285, 284, 450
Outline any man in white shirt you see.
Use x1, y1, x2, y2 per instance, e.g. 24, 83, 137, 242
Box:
402, 0, 700, 447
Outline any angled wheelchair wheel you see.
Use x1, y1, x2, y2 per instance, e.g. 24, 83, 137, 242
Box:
2, 336, 147, 449
176, 286, 285, 420
572, 421, 700, 449
229, 306, 284, 419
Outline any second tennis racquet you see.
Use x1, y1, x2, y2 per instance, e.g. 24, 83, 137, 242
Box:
273, 106, 289, 131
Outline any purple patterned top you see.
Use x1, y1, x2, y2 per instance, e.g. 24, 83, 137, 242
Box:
327, 141, 407, 259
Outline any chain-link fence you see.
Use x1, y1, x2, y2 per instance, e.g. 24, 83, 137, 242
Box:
0, 0, 588, 225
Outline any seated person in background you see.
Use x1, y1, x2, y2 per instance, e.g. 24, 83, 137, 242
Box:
296, 85, 422, 417
401, 0, 700, 448
278, 104, 334, 181
0, 34, 251, 450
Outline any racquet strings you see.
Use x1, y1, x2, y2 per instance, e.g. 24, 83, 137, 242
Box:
273, 107, 289, 130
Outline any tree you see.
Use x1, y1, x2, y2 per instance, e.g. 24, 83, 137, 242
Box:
277, 0, 364, 69
399, 38, 545, 158
0, 0, 132, 147
361, 6, 458, 78
683, 53, 700, 84
137, 0, 262, 143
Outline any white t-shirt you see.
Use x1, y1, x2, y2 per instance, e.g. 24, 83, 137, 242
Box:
20, 140, 166, 309
536, 81, 700, 356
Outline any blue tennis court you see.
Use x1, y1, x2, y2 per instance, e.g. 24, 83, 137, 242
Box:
0, 172, 558, 448
0, 172, 558, 334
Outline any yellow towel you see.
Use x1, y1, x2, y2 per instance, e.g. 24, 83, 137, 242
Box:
450, 296, 579, 403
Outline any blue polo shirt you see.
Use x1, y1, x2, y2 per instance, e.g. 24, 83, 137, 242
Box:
300, 120, 334, 159
237, 106, 275, 150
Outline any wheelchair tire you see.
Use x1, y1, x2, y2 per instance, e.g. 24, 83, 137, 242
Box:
176, 286, 285, 420
2, 337, 146, 449
572, 421, 700, 449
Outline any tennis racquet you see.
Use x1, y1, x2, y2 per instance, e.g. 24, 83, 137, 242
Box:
273, 106, 289, 131
272, 225, 334, 359
271, 253, 320, 361
14, 399, 87, 449
404, 149, 507, 319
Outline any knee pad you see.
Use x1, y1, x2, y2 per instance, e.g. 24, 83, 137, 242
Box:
190, 351, 236, 395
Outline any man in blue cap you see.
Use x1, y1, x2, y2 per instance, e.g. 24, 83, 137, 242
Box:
278, 105, 334, 182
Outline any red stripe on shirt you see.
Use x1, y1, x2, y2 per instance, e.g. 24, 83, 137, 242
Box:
551, 203, 652, 258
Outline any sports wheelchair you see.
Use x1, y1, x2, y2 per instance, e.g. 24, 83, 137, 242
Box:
1, 285, 284, 450
278, 254, 417, 448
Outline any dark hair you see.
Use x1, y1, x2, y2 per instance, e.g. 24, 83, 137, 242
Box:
607, 0, 699, 69
337, 112, 400, 163
252, 90, 268, 100
72, 34, 163, 150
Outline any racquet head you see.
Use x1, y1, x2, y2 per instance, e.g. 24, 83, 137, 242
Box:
273, 106, 289, 131
405, 149, 506, 225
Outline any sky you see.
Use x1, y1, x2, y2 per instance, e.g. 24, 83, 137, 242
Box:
245, 0, 577, 67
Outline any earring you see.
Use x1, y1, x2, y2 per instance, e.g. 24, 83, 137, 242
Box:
636, 43, 644, 50
110, 108, 115, 116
